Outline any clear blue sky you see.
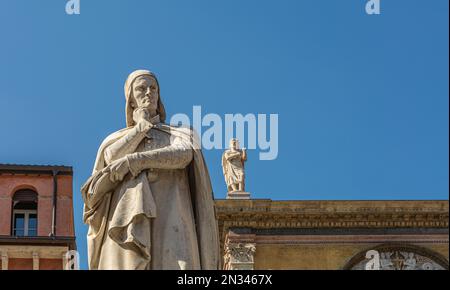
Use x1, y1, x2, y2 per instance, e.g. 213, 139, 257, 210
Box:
0, 0, 448, 269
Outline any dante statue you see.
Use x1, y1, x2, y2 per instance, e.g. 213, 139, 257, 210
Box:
222, 138, 247, 192
81, 70, 219, 270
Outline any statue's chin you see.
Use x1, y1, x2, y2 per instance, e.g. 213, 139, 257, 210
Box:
140, 103, 156, 112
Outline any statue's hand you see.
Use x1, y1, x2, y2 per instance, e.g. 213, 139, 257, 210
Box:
109, 157, 130, 182
133, 108, 153, 133
133, 107, 150, 122
136, 119, 153, 133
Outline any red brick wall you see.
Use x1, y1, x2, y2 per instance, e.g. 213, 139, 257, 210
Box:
55, 175, 75, 236
40, 259, 63, 270
0, 174, 74, 237
8, 258, 33, 270
0, 195, 11, 235
5, 258, 63, 270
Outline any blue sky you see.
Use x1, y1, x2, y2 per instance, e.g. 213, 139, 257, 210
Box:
0, 0, 448, 269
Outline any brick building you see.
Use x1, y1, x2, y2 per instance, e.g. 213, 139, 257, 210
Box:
0, 164, 76, 270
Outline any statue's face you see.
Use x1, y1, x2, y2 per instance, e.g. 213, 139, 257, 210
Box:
132, 76, 159, 111
230, 139, 239, 150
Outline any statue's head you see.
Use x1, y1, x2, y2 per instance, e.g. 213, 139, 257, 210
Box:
230, 138, 239, 150
124, 70, 166, 127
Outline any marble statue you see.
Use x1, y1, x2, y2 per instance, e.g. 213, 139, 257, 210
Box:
81, 70, 219, 270
222, 139, 247, 192
380, 252, 394, 270
403, 252, 417, 270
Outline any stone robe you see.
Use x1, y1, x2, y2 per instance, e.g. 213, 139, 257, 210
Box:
222, 150, 245, 187
81, 123, 219, 270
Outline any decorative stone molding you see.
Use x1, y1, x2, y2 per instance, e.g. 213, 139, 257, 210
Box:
215, 199, 449, 269
1, 252, 8, 270
344, 243, 449, 270
224, 243, 256, 270
62, 253, 68, 270
226, 191, 251, 200
0, 245, 68, 259
223, 231, 256, 270
32, 252, 39, 270
215, 200, 449, 248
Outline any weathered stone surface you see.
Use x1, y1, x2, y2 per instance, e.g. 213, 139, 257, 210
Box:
222, 139, 248, 198
215, 199, 449, 269
82, 70, 219, 270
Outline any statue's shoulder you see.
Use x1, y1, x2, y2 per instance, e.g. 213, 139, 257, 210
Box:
162, 123, 195, 133
100, 127, 132, 148
161, 123, 198, 138
160, 123, 203, 150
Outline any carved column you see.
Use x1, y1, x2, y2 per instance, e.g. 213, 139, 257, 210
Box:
62, 253, 68, 270
224, 242, 256, 270
32, 252, 39, 270
1, 252, 8, 270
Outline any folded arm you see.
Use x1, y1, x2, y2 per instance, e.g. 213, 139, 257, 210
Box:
225, 151, 241, 161
104, 125, 150, 165
126, 140, 193, 177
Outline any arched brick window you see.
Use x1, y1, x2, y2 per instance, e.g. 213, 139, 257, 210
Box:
12, 189, 38, 237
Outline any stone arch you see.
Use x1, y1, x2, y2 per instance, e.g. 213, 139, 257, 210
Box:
343, 243, 449, 270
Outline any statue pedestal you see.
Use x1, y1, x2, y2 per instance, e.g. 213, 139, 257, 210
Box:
226, 191, 251, 200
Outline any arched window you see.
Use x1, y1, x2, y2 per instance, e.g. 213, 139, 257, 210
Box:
343, 243, 449, 270
12, 189, 38, 237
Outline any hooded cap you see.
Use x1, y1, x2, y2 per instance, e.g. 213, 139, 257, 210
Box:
124, 69, 166, 127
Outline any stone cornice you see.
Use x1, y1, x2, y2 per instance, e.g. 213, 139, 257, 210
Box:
215, 199, 449, 269
215, 199, 449, 240
0, 164, 73, 175
0, 236, 76, 251
215, 199, 449, 215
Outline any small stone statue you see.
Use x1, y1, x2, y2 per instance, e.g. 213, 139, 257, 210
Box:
403, 252, 417, 270
222, 139, 250, 199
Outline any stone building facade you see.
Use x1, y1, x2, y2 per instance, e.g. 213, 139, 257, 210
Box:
0, 164, 76, 270
215, 199, 449, 270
